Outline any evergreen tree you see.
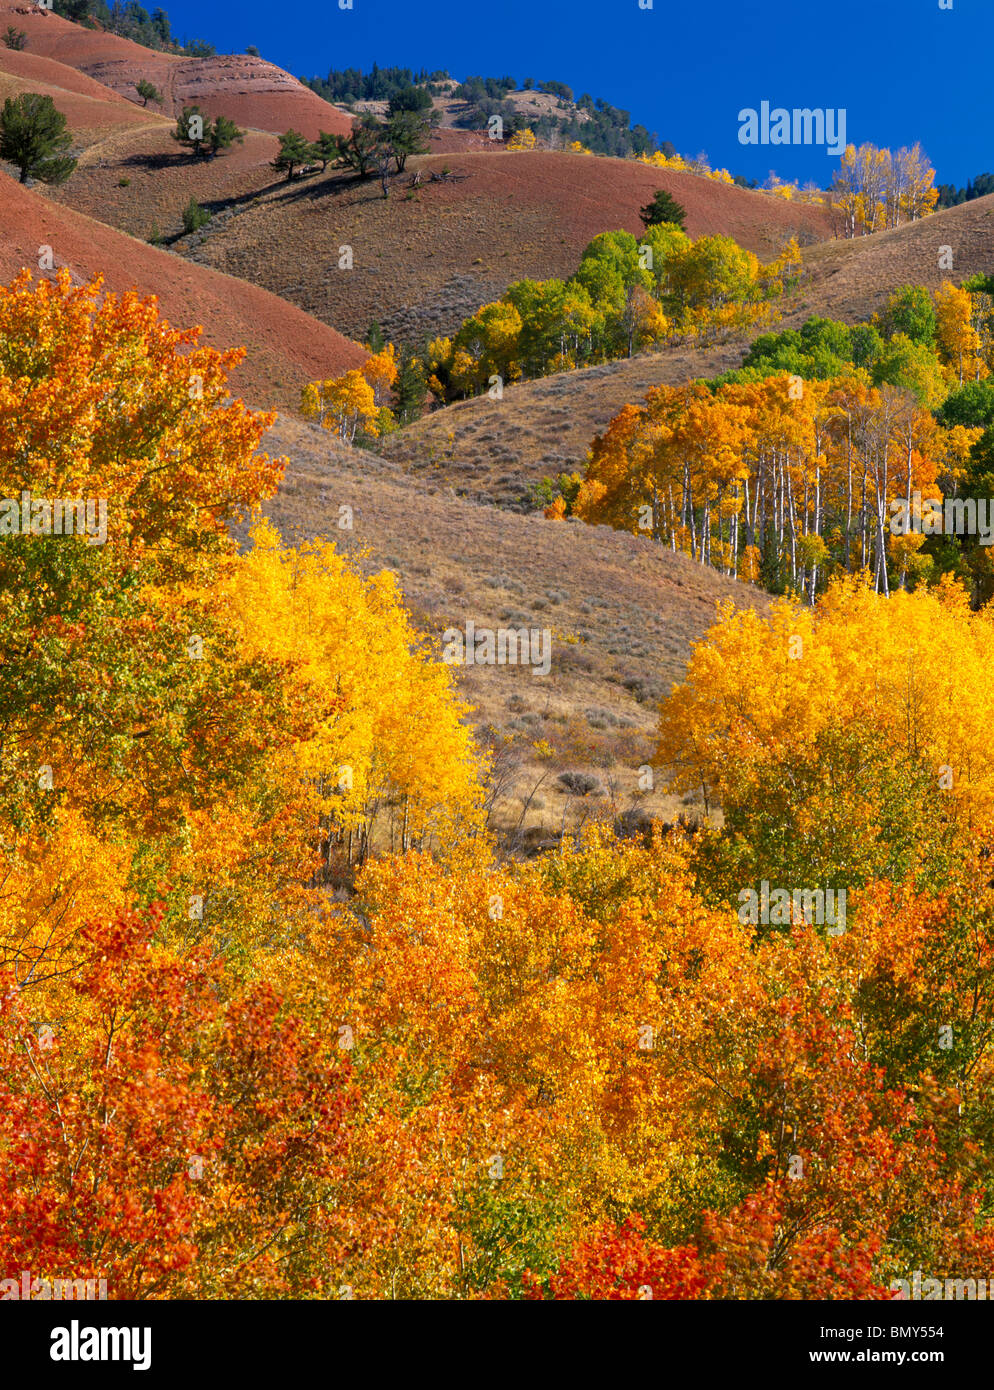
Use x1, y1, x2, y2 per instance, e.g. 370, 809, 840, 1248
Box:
0, 93, 77, 185
151, 7, 171, 43
639, 188, 687, 230
384, 108, 434, 171
205, 114, 244, 158
181, 197, 211, 233
172, 105, 209, 157
135, 79, 162, 107
271, 129, 312, 180
387, 86, 433, 114
759, 539, 787, 595
395, 348, 427, 423
53, 0, 91, 21
312, 131, 337, 171
335, 114, 385, 178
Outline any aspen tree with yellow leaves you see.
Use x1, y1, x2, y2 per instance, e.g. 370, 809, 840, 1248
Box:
227, 519, 485, 868
832, 142, 938, 236
302, 345, 401, 442
935, 281, 988, 383
507, 126, 537, 150
302, 368, 379, 442
572, 361, 977, 597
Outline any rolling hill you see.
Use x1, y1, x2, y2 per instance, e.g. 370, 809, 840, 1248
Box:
5, 7, 981, 840
0, 168, 366, 410
785, 192, 994, 325
255, 412, 769, 841
380, 194, 994, 504
0, 13, 790, 844
379, 337, 753, 507
1, 19, 835, 352
45, 123, 289, 246
177, 149, 832, 345
0, 0, 353, 136
0, 41, 163, 144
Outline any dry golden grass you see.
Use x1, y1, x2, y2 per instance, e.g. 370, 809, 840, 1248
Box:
45, 124, 281, 245
380, 336, 753, 506
256, 414, 768, 846
784, 195, 994, 323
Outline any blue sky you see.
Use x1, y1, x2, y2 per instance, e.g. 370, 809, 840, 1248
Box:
164, 0, 989, 187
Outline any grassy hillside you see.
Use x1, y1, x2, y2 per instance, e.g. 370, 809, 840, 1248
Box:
44, 123, 288, 244
177, 150, 830, 344
380, 337, 751, 507
0, 169, 367, 411
258, 412, 768, 843
0, 43, 164, 144
381, 195, 994, 506
784, 192, 994, 323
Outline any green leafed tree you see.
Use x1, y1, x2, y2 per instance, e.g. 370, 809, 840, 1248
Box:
384, 107, 435, 172
53, 0, 91, 21
387, 86, 433, 115
937, 379, 994, 429
0, 93, 77, 186
395, 348, 428, 423
2, 26, 27, 50
172, 108, 243, 159
570, 230, 654, 321
181, 197, 211, 233
877, 284, 937, 347
870, 331, 948, 408
172, 105, 209, 157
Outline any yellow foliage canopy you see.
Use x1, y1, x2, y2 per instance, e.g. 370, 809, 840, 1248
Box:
228, 519, 485, 858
